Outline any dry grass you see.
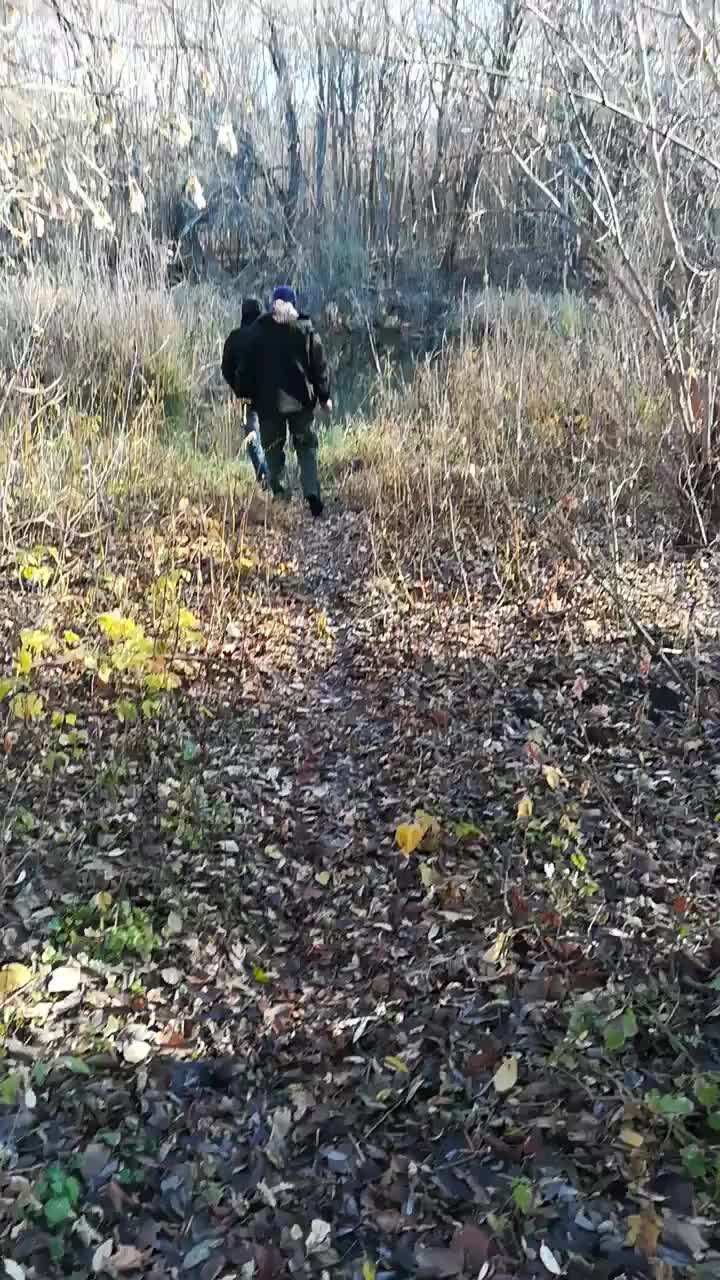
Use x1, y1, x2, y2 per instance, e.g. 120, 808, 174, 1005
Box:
326, 290, 674, 553
0, 266, 680, 576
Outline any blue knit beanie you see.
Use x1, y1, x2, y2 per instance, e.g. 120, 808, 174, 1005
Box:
272, 285, 297, 307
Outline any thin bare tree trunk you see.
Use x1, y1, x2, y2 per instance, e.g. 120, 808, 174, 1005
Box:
268, 19, 302, 255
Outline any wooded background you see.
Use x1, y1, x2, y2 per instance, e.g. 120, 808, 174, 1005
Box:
1, 1, 716, 295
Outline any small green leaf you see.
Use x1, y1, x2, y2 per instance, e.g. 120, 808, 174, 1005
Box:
384, 1055, 408, 1074
44, 1194, 73, 1227
33, 1062, 49, 1088
0, 1074, 20, 1105
64, 1175, 82, 1206
622, 1008, 638, 1038
454, 821, 482, 840
603, 1021, 626, 1053
252, 965, 270, 984
603, 1008, 637, 1053
694, 1076, 720, 1109
96, 1129, 122, 1148
682, 1144, 708, 1179
362, 1261, 377, 1280
59, 1055, 91, 1076
708, 1112, 720, 1132
512, 1178, 533, 1214
646, 1089, 694, 1118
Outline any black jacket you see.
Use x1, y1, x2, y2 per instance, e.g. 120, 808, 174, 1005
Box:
245, 303, 331, 417
221, 298, 262, 400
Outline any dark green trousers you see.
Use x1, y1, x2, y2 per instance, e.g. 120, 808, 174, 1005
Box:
259, 411, 320, 500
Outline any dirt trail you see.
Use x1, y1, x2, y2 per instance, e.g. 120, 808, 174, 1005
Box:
2, 504, 720, 1277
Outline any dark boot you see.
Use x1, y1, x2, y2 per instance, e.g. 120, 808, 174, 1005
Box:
306, 494, 324, 519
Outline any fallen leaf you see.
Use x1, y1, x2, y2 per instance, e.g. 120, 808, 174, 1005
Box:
158, 1027, 188, 1049
183, 1241, 213, 1270
161, 967, 183, 986
543, 764, 563, 791
254, 1244, 282, 1280
0, 1074, 19, 1105
415, 1245, 464, 1277
509, 886, 529, 921
266, 1105, 292, 1167
122, 1038, 151, 1065
92, 1239, 114, 1274
493, 1054, 518, 1094
384, 1055, 408, 1073
166, 910, 183, 935
59, 1055, 91, 1075
395, 821, 425, 856
419, 861, 442, 888
649, 1263, 674, 1280
626, 1206, 661, 1257
671, 895, 688, 916
112, 1247, 146, 1274
662, 1213, 708, 1259
3, 1262, 25, 1280
466, 1037, 500, 1075
0, 962, 32, 996
483, 933, 508, 964
620, 1127, 645, 1148
454, 820, 482, 839
415, 809, 439, 835
517, 794, 533, 820
48, 965, 83, 994
305, 1219, 332, 1254
539, 1242, 562, 1275
451, 1224, 491, 1269
572, 674, 589, 699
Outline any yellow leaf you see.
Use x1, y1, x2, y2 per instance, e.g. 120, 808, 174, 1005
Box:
620, 1127, 645, 1148
0, 962, 33, 996
483, 932, 508, 964
395, 822, 425, 856
626, 1207, 661, 1257
517, 794, 533, 820
543, 765, 563, 791
384, 1055, 408, 1074
492, 1054, 519, 1094
315, 871, 331, 886
10, 692, 43, 722
20, 628, 51, 654
362, 1261, 377, 1280
93, 891, 113, 913
15, 647, 32, 675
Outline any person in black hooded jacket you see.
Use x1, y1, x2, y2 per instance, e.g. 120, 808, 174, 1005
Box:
221, 297, 269, 487
243, 286, 332, 518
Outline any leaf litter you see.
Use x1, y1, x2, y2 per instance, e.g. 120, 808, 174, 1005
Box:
1, 505, 720, 1277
